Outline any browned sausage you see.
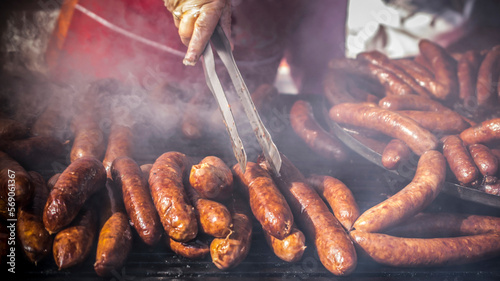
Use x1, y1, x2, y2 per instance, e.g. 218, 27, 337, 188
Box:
0, 118, 29, 140
103, 124, 133, 178
480, 181, 500, 195
350, 230, 500, 267
112, 157, 162, 245
189, 156, 233, 201
259, 154, 357, 276
469, 144, 498, 182
384, 212, 500, 238
0, 151, 33, 208
52, 206, 97, 269
329, 103, 438, 155
414, 54, 433, 72
290, 100, 349, 162
378, 95, 448, 112
17, 171, 52, 264
353, 150, 446, 233
0, 136, 65, 170
43, 157, 106, 234
418, 39, 458, 102
476, 46, 500, 107
457, 50, 484, 102
70, 114, 106, 163
94, 212, 132, 277
185, 183, 231, 238
232, 162, 293, 239
460, 118, 500, 145
392, 59, 438, 96
357, 51, 431, 98
381, 139, 412, 170
307, 175, 360, 231
442, 135, 479, 186
149, 152, 197, 242
210, 193, 252, 270
167, 236, 210, 259
264, 225, 306, 263
397, 110, 469, 135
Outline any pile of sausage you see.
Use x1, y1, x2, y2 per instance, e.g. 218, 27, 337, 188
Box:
290, 39, 500, 195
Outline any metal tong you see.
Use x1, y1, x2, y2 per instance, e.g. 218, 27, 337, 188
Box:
201, 23, 281, 175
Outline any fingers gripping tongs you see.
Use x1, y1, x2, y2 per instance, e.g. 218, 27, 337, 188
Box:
201, 23, 281, 175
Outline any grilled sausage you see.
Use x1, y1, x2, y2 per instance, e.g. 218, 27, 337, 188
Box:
0, 136, 65, 170
167, 236, 210, 259
460, 118, 500, 146
103, 124, 133, 178
384, 212, 500, 238
307, 175, 359, 231
149, 152, 197, 242
232, 162, 293, 239
189, 156, 233, 201
469, 144, 498, 183
43, 157, 106, 234
457, 50, 483, 102
392, 59, 438, 95
290, 100, 349, 162
0, 151, 33, 208
480, 181, 500, 195
0, 118, 29, 140
353, 150, 446, 233
329, 103, 438, 155
418, 39, 458, 102
185, 183, 231, 238
350, 231, 500, 267
442, 135, 479, 186
381, 139, 412, 170
94, 212, 132, 277
264, 225, 306, 263
476, 46, 500, 107
259, 154, 357, 276
397, 110, 469, 135
70, 114, 106, 163
17, 171, 52, 264
52, 206, 97, 269
112, 157, 162, 245
378, 95, 448, 112
210, 194, 252, 270
357, 51, 431, 98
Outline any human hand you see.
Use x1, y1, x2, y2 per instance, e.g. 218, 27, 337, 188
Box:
163, 0, 231, 66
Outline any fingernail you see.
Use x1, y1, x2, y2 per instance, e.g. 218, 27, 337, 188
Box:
183, 54, 197, 66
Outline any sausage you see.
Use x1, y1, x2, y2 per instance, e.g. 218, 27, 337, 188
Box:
0, 118, 29, 140
384, 212, 500, 238
418, 39, 458, 102
442, 135, 479, 186
189, 156, 233, 201
479, 181, 500, 196
353, 150, 446, 233
52, 206, 97, 269
264, 225, 306, 263
469, 144, 498, 181
185, 183, 232, 238
397, 110, 469, 135
476, 46, 500, 107
414, 54, 433, 72
70, 114, 106, 163
259, 153, 357, 276
0, 136, 65, 170
17, 171, 52, 264
381, 139, 412, 170
290, 100, 349, 162
392, 59, 437, 95
232, 162, 293, 239
329, 103, 438, 155
43, 157, 106, 234
112, 157, 162, 245
210, 193, 252, 270
460, 118, 500, 146
47, 173, 61, 190
103, 124, 133, 178
149, 151, 197, 242
94, 212, 132, 277
357, 51, 431, 98
0, 151, 33, 208
378, 95, 448, 112
307, 175, 360, 231
457, 50, 483, 102
167, 236, 210, 259
346, 78, 380, 103
350, 230, 500, 267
